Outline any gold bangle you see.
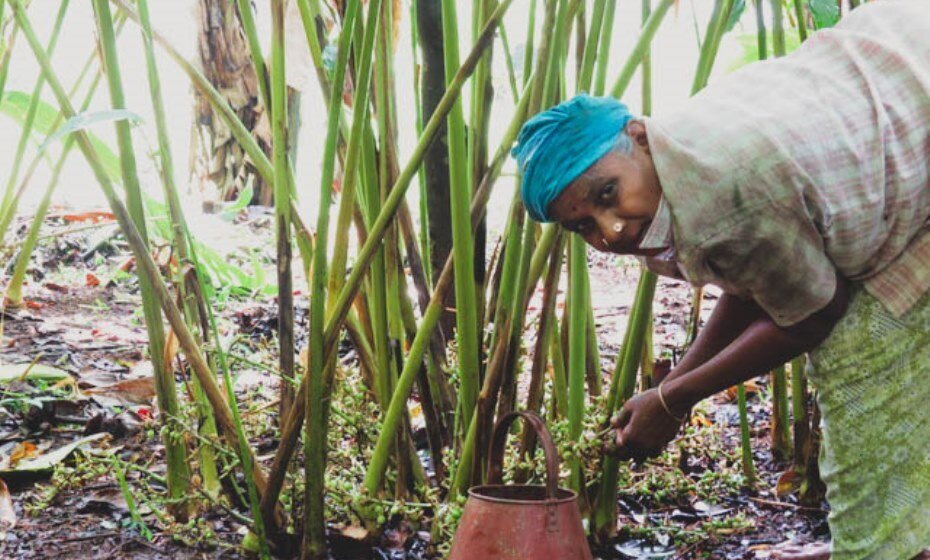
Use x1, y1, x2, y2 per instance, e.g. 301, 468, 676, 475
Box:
657, 382, 687, 424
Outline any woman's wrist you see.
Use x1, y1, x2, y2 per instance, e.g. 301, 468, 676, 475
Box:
661, 375, 698, 419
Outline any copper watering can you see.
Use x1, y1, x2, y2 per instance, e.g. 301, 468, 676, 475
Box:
448, 411, 594, 560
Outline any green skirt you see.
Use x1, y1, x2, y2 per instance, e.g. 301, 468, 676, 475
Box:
808, 287, 930, 560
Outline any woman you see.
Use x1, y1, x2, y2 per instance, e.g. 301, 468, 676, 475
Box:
511, 2, 930, 559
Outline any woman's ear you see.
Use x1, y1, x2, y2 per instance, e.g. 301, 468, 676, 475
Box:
625, 120, 650, 154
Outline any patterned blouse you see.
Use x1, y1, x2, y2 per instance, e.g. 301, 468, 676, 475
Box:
640, 0, 930, 327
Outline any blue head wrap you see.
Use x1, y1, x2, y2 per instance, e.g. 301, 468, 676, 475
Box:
512, 94, 634, 222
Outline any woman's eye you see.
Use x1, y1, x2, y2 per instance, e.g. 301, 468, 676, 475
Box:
598, 183, 616, 201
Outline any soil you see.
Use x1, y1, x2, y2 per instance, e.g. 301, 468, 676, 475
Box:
0, 211, 828, 559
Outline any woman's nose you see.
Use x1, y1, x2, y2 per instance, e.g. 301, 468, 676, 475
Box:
597, 214, 626, 242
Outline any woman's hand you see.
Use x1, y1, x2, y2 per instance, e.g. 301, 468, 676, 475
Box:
606, 389, 685, 462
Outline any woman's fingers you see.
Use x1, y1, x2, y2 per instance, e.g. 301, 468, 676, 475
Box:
611, 406, 632, 429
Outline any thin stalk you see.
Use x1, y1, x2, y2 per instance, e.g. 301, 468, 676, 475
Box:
771, 0, 786, 57
262, 4, 519, 519
0, 24, 106, 250
267, 0, 296, 418
498, 24, 519, 102
754, 0, 767, 60
136, 0, 220, 499
441, 0, 481, 432
409, 0, 431, 286
609, 0, 675, 98
642, 0, 652, 115
593, 0, 617, 96
362, 83, 530, 496
691, 0, 733, 92
235, 0, 271, 109
737, 383, 756, 483
578, 0, 607, 92
522, 0, 536, 88
5, 53, 105, 307
303, 0, 359, 555
790, 355, 809, 470
514, 232, 564, 483
0, 19, 18, 102
0, 0, 68, 244
793, 0, 808, 42
686, 287, 704, 346
548, 317, 570, 417
11, 2, 279, 540
566, 234, 588, 491
592, 270, 657, 539
326, 0, 384, 310
91, 0, 192, 516
770, 364, 791, 462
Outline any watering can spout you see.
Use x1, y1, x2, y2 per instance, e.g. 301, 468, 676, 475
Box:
448, 411, 594, 560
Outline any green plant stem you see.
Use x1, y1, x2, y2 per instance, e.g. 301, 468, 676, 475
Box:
771, 0, 786, 57
771, 364, 791, 462
136, 0, 221, 500
790, 355, 809, 469
302, 0, 358, 554
754, 0, 767, 59
567, 234, 588, 491
362, 82, 530, 496
522, 0, 536, 87
0, 0, 68, 244
737, 384, 756, 484
11, 2, 279, 540
440, 0, 480, 433
793, 0, 808, 42
593, 0, 617, 96
609, 0, 675, 98
260, 0, 517, 522
0, 18, 18, 102
5, 75, 105, 309
90, 0, 192, 515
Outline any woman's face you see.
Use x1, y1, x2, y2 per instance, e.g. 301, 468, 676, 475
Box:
547, 121, 663, 255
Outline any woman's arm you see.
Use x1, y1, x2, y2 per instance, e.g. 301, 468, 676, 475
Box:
610, 273, 849, 462
666, 291, 770, 380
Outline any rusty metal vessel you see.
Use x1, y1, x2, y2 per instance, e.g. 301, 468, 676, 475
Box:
448, 411, 593, 560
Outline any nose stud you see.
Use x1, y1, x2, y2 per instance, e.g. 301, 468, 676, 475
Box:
612, 222, 624, 233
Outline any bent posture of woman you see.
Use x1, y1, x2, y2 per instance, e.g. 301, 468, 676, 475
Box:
512, 2, 930, 559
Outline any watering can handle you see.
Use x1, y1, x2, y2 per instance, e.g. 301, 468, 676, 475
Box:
487, 411, 560, 501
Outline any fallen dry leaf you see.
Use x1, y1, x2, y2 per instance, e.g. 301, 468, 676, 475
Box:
723, 379, 762, 401
9, 442, 39, 468
163, 328, 180, 371
85, 376, 156, 405
0, 433, 108, 474
0, 479, 15, 529
85, 273, 101, 287
776, 466, 804, 497
60, 210, 115, 223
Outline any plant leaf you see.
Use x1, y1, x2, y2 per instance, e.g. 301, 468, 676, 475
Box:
0, 433, 107, 474
39, 109, 142, 153
725, 0, 747, 32
0, 363, 72, 384
808, 0, 839, 29
0, 92, 124, 183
